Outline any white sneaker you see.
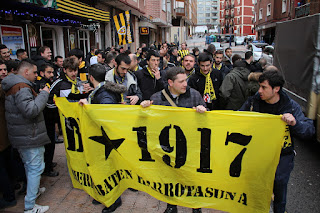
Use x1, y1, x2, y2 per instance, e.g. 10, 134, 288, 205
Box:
36, 187, 46, 199
24, 204, 49, 213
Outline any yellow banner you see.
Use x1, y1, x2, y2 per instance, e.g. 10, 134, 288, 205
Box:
55, 97, 287, 213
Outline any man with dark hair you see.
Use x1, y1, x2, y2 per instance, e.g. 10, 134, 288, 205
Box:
169, 47, 181, 66
35, 63, 59, 177
97, 52, 109, 71
105, 51, 117, 72
181, 54, 196, 81
240, 68, 315, 213
140, 66, 206, 213
232, 54, 242, 64
79, 63, 126, 213
16, 49, 28, 61
50, 57, 90, 101
223, 47, 233, 69
188, 52, 223, 110
33, 46, 52, 69
135, 50, 166, 100
244, 51, 254, 72
138, 47, 148, 67
219, 60, 250, 110
5, 60, 19, 75
213, 50, 230, 79
53, 56, 63, 79
204, 44, 215, 58
0, 44, 11, 61
105, 53, 142, 105
2, 59, 50, 213
68, 48, 88, 81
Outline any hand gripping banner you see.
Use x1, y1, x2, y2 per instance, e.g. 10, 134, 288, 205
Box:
55, 97, 288, 213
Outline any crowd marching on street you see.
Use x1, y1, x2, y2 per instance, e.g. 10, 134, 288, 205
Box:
0, 38, 315, 213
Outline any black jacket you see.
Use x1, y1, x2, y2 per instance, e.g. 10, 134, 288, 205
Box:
240, 90, 315, 155
213, 63, 230, 80
188, 68, 223, 110
90, 81, 126, 104
135, 66, 166, 101
32, 55, 52, 70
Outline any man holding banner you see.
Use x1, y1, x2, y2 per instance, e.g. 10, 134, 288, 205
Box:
240, 67, 315, 213
141, 66, 206, 213
79, 64, 126, 213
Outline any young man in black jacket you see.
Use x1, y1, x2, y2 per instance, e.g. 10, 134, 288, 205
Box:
79, 64, 125, 213
188, 53, 223, 110
135, 50, 166, 100
35, 63, 59, 177
240, 68, 315, 213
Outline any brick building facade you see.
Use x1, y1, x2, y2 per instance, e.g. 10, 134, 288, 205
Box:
220, 0, 255, 36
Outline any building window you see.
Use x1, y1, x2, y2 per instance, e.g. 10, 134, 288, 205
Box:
259, 8, 262, 20
162, 0, 166, 11
282, 0, 286, 13
238, 0, 240, 5
267, 4, 271, 16
238, 17, 240, 24
237, 8, 240, 14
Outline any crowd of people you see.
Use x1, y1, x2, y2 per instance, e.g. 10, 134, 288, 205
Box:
0, 39, 315, 213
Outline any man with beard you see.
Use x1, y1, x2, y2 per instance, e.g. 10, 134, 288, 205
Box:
135, 50, 166, 100
35, 64, 59, 177
223, 47, 233, 69
53, 56, 63, 79
212, 50, 230, 80
0, 44, 11, 61
188, 53, 223, 110
105, 53, 142, 105
181, 54, 196, 81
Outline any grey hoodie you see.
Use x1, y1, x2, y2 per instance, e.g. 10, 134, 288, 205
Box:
1, 74, 50, 149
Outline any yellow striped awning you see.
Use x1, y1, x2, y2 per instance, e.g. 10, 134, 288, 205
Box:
56, 0, 110, 22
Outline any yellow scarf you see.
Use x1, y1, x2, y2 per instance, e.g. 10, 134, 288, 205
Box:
113, 69, 125, 102
200, 69, 216, 103
213, 63, 222, 70
147, 66, 154, 78
66, 75, 79, 94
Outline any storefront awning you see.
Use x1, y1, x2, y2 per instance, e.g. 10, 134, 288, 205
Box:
56, 0, 110, 22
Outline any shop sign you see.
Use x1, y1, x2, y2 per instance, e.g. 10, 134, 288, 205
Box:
81, 23, 100, 32
19, 0, 57, 9
140, 27, 149, 35
0, 25, 25, 59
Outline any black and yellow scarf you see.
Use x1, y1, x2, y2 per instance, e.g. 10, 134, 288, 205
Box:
66, 75, 80, 94
200, 69, 216, 103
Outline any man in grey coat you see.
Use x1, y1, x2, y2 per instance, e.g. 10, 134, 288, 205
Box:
1, 60, 50, 213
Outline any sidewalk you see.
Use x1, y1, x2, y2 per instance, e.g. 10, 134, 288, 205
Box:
3, 143, 226, 213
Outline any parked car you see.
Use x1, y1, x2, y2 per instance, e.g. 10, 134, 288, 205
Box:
235, 36, 246, 45
247, 43, 264, 61
210, 42, 223, 51
225, 35, 235, 42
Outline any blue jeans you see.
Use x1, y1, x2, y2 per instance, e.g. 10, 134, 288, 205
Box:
18, 146, 45, 210
273, 153, 294, 213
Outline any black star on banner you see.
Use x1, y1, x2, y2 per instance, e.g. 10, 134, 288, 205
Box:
89, 126, 125, 160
